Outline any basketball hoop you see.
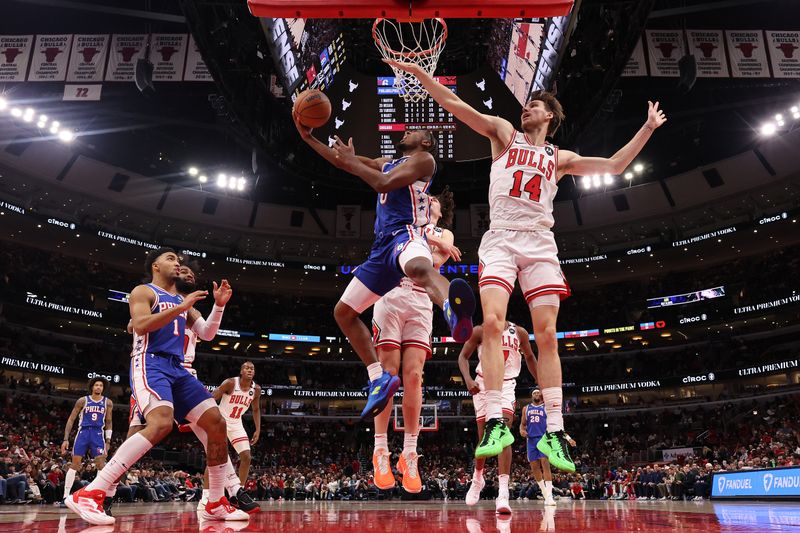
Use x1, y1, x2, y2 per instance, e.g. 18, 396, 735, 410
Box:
372, 18, 448, 103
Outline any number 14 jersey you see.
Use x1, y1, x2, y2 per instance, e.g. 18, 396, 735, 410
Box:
489, 131, 558, 231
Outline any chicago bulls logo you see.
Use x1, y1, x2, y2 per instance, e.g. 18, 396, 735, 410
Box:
42, 47, 62, 62
80, 47, 100, 62
776, 43, 799, 59
696, 42, 717, 58
736, 43, 757, 58
120, 46, 139, 62
2, 48, 22, 63
157, 46, 178, 61
656, 42, 677, 58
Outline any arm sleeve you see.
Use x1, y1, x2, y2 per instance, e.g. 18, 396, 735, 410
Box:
191, 304, 225, 341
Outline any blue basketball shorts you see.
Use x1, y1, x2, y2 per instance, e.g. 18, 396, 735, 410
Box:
130, 352, 213, 423
74, 428, 105, 458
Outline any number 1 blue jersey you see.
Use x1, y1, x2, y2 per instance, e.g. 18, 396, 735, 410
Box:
374, 156, 434, 235
525, 403, 547, 438
79, 396, 107, 429
131, 283, 186, 360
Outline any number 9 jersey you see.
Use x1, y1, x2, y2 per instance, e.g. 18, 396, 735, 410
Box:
478, 131, 571, 306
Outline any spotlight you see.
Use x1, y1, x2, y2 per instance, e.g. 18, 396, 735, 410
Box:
10, 107, 22, 117
581, 176, 592, 190
217, 173, 227, 188
188, 166, 199, 176
633, 163, 644, 173
777, 120, 785, 128
791, 106, 799, 114
23, 108, 34, 122
38, 114, 47, 123
794, 112, 800, 120
36, 120, 46, 129
603, 173, 613, 185
51, 120, 60, 129
624, 172, 634, 180
49, 125, 59, 134
228, 178, 238, 190
58, 130, 75, 143
198, 174, 208, 183
592, 174, 601, 188
237, 177, 246, 191
774, 114, 783, 121
0, 97, 7, 110
760, 123, 777, 136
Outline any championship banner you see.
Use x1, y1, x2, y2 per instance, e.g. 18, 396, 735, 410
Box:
105, 34, 147, 81
470, 204, 491, 238
0, 35, 33, 82
621, 37, 647, 77
184, 35, 212, 81
28, 34, 73, 81
645, 30, 685, 77
766, 31, 800, 78
662, 447, 695, 462
151, 33, 188, 82
687, 30, 729, 77
67, 34, 109, 82
726, 31, 770, 78
335, 205, 361, 238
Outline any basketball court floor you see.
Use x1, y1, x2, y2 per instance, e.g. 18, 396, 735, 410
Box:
2, 500, 799, 532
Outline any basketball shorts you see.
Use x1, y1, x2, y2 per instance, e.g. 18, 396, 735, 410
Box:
478, 229, 570, 305
226, 421, 251, 454
74, 428, 105, 458
341, 225, 433, 314
372, 279, 433, 358
130, 352, 215, 424
129, 396, 145, 427
182, 365, 198, 379
527, 437, 547, 462
473, 376, 517, 422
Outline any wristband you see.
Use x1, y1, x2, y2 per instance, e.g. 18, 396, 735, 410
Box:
105, 430, 112, 440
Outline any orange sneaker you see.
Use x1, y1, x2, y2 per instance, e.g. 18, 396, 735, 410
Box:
397, 451, 422, 493
372, 449, 395, 490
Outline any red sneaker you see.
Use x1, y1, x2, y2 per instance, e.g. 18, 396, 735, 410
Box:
64, 487, 115, 525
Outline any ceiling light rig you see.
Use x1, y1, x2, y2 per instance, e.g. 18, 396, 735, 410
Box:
185, 166, 249, 193
759, 101, 800, 137
0, 96, 75, 143
580, 163, 646, 192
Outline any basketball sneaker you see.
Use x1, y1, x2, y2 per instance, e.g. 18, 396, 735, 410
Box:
475, 419, 514, 458
64, 487, 115, 526
360, 371, 401, 420
465, 477, 484, 505
443, 279, 476, 342
544, 493, 557, 506
200, 496, 250, 521
197, 490, 209, 512
229, 488, 260, 514
536, 431, 576, 473
495, 491, 511, 514
397, 451, 422, 493
372, 449, 395, 490
103, 497, 113, 517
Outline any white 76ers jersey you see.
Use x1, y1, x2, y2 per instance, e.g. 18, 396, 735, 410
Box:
476, 322, 522, 380
489, 131, 559, 230
219, 377, 256, 423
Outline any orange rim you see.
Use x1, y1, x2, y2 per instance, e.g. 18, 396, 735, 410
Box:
372, 17, 448, 59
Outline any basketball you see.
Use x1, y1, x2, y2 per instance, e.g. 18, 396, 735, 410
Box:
293, 89, 331, 128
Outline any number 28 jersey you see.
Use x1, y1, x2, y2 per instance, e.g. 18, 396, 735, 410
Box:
489, 131, 558, 230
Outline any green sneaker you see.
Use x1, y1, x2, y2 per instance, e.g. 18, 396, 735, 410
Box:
536, 431, 576, 473
475, 418, 515, 458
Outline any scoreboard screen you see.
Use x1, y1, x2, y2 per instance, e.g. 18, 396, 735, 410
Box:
312, 64, 522, 162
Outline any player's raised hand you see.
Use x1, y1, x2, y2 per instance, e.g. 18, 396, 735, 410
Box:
383, 58, 424, 76
181, 290, 208, 310
646, 101, 667, 129
293, 111, 313, 140
213, 280, 233, 306
446, 243, 462, 263
332, 136, 357, 170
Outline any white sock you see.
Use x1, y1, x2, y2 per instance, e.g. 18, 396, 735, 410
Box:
211, 459, 242, 498
367, 362, 384, 382
64, 468, 77, 496
87, 433, 152, 493
202, 488, 210, 500
106, 483, 117, 497
542, 387, 564, 432
473, 468, 484, 483
403, 432, 418, 455
374, 433, 388, 452
485, 390, 503, 421
537, 479, 546, 495
498, 474, 509, 496
544, 480, 553, 498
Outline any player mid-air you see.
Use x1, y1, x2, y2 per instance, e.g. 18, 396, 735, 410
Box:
459, 322, 537, 514
197, 361, 261, 513
66, 248, 253, 525
387, 58, 667, 470
294, 114, 476, 421
61, 378, 113, 512
371, 187, 460, 493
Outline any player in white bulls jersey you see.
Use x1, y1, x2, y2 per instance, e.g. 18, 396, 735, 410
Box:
198, 361, 261, 513
371, 187, 461, 493
458, 322, 537, 514
388, 58, 667, 469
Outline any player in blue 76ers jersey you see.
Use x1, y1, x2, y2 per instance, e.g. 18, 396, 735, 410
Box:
521, 388, 556, 506
61, 378, 112, 507
66, 247, 251, 525
295, 115, 476, 420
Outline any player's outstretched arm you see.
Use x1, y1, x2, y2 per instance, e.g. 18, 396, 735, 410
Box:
520, 405, 528, 438
385, 59, 515, 150
457, 326, 483, 395
61, 397, 85, 454
331, 136, 435, 193
104, 398, 113, 448
293, 113, 387, 170
558, 101, 667, 179
129, 284, 207, 336
516, 325, 538, 383
426, 228, 461, 265
251, 384, 261, 446
189, 280, 231, 341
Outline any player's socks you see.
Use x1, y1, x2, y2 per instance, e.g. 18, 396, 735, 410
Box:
208, 463, 228, 501
403, 432, 418, 455
106, 483, 117, 497
485, 390, 503, 421
202, 489, 210, 501
541, 387, 564, 432
443, 279, 476, 342
64, 468, 77, 497
498, 474, 510, 495
374, 433, 388, 451
473, 468, 484, 483
537, 480, 546, 497
367, 362, 384, 382
86, 433, 152, 492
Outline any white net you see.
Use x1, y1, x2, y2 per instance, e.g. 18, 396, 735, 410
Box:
372, 18, 448, 103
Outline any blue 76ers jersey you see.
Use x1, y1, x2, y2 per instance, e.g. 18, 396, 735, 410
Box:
131, 283, 187, 360
374, 156, 433, 235
526, 403, 547, 438
79, 396, 107, 429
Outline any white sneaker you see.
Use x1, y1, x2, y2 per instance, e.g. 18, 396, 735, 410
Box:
465, 518, 484, 533
197, 495, 208, 512
64, 488, 115, 526
495, 492, 511, 515
544, 495, 557, 506
200, 497, 250, 521
465, 478, 484, 506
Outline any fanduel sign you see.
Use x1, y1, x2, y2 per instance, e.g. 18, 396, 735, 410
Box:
712, 467, 800, 499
